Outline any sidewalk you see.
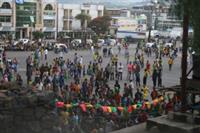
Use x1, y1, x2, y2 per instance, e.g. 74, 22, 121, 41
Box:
109, 123, 160, 133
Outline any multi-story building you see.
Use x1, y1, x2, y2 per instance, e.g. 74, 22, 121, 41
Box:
15, 0, 37, 39
107, 8, 131, 18
0, 0, 15, 38
57, 3, 104, 39
1, 1, 104, 40
41, 0, 57, 39
131, 0, 181, 31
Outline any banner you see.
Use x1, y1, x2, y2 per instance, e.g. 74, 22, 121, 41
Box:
55, 96, 164, 113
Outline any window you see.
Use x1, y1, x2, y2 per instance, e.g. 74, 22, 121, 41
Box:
87, 10, 89, 14
81, 10, 85, 14
1, 2, 11, 9
63, 21, 68, 30
64, 9, 68, 18
69, 10, 72, 17
44, 4, 53, 10
98, 10, 102, 17
69, 21, 72, 30
43, 20, 55, 27
0, 16, 11, 22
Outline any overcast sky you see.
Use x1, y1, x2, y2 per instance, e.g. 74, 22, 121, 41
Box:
59, 0, 149, 3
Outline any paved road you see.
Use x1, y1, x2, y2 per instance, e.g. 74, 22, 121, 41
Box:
6, 44, 188, 96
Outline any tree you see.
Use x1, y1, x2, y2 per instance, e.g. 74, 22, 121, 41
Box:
172, 0, 200, 111
32, 31, 44, 40
75, 13, 91, 29
88, 15, 111, 35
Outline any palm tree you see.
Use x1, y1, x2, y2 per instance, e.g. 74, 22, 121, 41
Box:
75, 13, 91, 29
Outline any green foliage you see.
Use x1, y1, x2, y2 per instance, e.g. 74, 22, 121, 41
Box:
88, 15, 111, 35
32, 31, 44, 40
173, 0, 200, 54
75, 13, 91, 29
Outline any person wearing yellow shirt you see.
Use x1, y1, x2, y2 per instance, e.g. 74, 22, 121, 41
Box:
168, 57, 173, 71
142, 85, 149, 100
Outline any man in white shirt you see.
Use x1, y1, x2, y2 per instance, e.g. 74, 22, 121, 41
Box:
118, 62, 123, 80
91, 45, 94, 54
44, 49, 48, 61
79, 56, 83, 65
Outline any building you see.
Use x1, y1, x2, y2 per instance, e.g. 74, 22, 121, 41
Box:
1, 1, 104, 40
0, 0, 16, 39
107, 8, 131, 18
41, 0, 57, 39
131, 0, 182, 31
107, 8, 131, 36
107, 7, 147, 39
15, 0, 37, 39
115, 15, 147, 39
57, 3, 104, 39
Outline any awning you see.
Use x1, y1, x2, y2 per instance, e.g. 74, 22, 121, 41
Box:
43, 27, 56, 32
0, 27, 15, 32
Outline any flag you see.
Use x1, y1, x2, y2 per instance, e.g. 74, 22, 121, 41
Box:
16, 0, 24, 4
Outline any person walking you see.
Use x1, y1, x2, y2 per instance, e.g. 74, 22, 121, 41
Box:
143, 68, 148, 86
118, 62, 123, 80
168, 57, 173, 71
127, 62, 132, 80
44, 48, 48, 61
152, 69, 158, 87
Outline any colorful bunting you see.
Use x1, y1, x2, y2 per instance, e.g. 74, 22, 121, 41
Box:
56, 101, 64, 108
55, 97, 164, 113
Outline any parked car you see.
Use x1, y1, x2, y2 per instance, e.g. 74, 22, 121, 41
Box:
109, 39, 117, 46
97, 39, 105, 47
71, 39, 82, 48
86, 39, 93, 45
165, 43, 173, 48
54, 43, 68, 53
145, 42, 156, 48
19, 38, 29, 45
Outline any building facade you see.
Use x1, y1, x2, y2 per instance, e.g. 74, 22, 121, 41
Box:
41, 0, 57, 39
57, 3, 104, 39
15, 0, 37, 39
0, 0, 15, 38
1, 0, 104, 40
131, 0, 181, 31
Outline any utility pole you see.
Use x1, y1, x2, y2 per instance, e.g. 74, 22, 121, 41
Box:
181, 0, 189, 112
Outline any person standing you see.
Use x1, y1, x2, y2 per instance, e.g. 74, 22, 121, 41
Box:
118, 62, 123, 80
146, 60, 151, 74
157, 63, 162, 87
91, 45, 94, 54
168, 57, 173, 71
127, 62, 132, 80
152, 69, 158, 87
143, 69, 148, 86
44, 48, 48, 61
0, 59, 3, 78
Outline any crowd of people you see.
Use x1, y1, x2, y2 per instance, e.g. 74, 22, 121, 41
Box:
0, 39, 185, 133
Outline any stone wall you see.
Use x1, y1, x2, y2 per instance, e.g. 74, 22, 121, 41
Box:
0, 83, 62, 133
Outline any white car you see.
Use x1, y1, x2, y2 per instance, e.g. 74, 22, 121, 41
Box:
86, 39, 93, 45
169, 27, 182, 39
145, 42, 155, 48
97, 39, 105, 47
54, 43, 67, 49
108, 39, 116, 46
19, 39, 29, 45
165, 43, 173, 47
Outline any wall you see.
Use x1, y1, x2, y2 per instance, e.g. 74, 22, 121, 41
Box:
0, 83, 63, 133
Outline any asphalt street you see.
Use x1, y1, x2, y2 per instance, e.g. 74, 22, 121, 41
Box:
6, 44, 187, 96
